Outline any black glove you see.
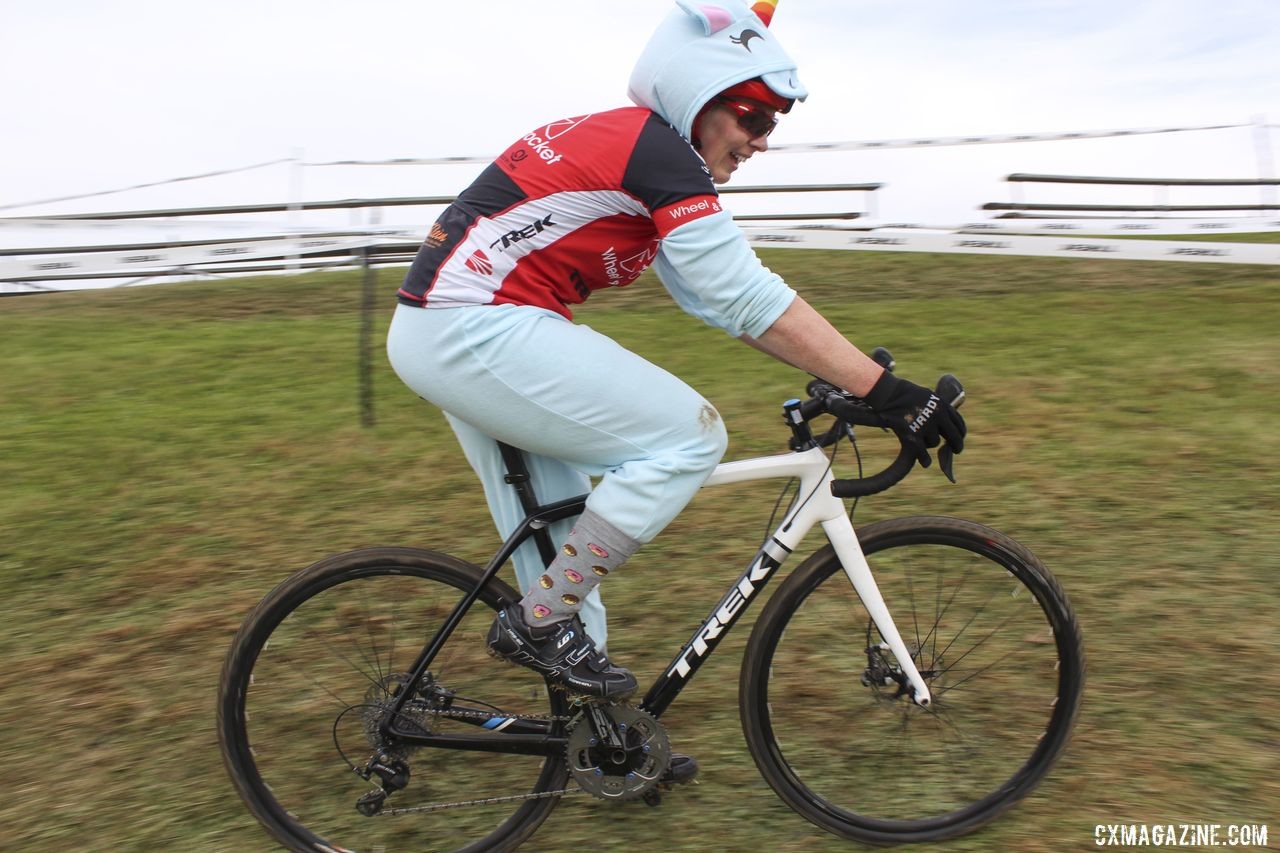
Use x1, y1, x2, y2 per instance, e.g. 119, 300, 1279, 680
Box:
863, 370, 966, 469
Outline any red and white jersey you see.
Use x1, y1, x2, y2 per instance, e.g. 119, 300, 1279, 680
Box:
397, 107, 724, 318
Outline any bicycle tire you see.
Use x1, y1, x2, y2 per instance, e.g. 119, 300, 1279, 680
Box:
740, 516, 1084, 844
217, 547, 571, 853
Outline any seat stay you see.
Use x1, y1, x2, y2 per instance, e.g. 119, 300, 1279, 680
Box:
384, 492, 588, 725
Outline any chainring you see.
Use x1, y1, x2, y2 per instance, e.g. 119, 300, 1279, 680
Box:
566, 704, 670, 802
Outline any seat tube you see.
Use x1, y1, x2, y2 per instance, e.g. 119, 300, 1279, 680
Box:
821, 516, 933, 707
497, 442, 558, 567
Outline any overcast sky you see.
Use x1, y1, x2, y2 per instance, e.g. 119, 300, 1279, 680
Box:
2, 0, 1277, 227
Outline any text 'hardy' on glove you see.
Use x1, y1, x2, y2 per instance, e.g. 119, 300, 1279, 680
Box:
863, 370, 966, 469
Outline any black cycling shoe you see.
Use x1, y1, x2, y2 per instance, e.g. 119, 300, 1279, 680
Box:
662, 752, 699, 785
487, 604, 638, 701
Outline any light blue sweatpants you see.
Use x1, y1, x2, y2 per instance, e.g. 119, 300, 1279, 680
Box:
386, 303, 728, 647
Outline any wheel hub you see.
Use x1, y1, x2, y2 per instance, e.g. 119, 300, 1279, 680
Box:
861, 642, 944, 703
361, 673, 438, 758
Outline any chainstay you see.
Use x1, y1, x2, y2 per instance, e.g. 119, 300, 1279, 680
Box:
422, 705, 577, 724
370, 703, 583, 814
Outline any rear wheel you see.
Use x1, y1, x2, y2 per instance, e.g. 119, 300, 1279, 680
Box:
741, 517, 1084, 844
217, 547, 571, 852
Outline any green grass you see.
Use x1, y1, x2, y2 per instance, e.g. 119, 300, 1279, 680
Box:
2, 251, 1278, 851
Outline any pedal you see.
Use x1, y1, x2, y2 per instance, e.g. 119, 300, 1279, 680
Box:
642, 788, 662, 807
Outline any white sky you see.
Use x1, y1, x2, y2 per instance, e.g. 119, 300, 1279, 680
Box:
2, 0, 1278, 228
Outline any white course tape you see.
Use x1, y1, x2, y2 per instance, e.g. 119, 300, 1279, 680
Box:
0, 216, 349, 235
6, 223, 1274, 286
306, 123, 1249, 166
742, 228, 1280, 265
0, 220, 423, 254
773, 217, 1280, 236
953, 217, 1280, 236
0, 235, 378, 281
0, 158, 292, 213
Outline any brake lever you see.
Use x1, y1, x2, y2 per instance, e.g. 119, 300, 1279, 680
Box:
935, 373, 964, 484
938, 446, 957, 484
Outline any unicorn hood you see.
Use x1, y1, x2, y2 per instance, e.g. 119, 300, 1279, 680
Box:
627, 0, 808, 141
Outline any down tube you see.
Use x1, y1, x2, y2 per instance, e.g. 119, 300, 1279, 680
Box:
821, 515, 933, 706
640, 536, 793, 718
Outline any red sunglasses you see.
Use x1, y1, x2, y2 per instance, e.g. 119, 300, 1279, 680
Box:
716, 98, 779, 138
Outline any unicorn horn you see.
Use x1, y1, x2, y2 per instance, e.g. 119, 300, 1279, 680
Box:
751, 0, 779, 26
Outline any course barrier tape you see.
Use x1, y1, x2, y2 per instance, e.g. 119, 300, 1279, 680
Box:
840, 217, 1280, 235
742, 227, 1280, 264
0, 158, 292, 213
1, 120, 1257, 215
306, 123, 1251, 167
5, 226, 1275, 289
0, 235, 381, 282
8, 210, 1276, 252
0, 221, 422, 255
953, 217, 1280, 235
0, 216, 375, 237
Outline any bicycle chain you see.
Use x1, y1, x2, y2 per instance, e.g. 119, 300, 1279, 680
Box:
380, 785, 586, 815
369, 703, 584, 815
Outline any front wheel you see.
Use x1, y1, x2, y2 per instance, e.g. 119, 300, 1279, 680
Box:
740, 516, 1084, 844
217, 547, 571, 853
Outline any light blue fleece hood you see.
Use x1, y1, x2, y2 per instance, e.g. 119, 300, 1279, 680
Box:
627, 0, 808, 142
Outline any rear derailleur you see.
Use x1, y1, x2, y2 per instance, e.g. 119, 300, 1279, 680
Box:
354, 751, 411, 816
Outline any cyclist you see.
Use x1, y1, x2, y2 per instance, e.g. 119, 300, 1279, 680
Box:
387, 0, 963, 710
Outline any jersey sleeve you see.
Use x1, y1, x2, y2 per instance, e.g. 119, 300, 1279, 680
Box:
622, 114, 724, 237
653, 210, 796, 338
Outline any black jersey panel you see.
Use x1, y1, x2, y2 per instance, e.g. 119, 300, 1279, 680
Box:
621, 114, 717, 214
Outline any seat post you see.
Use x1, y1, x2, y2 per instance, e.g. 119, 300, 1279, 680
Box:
496, 442, 559, 567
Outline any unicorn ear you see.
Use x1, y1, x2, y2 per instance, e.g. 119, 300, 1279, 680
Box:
675, 0, 736, 35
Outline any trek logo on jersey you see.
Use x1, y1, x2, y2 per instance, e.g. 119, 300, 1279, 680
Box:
464, 249, 493, 275
489, 214, 556, 251
519, 114, 592, 166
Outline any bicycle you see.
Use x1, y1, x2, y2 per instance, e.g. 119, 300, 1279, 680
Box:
217, 353, 1085, 851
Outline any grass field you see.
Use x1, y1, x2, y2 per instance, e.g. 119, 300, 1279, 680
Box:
2, 249, 1277, 851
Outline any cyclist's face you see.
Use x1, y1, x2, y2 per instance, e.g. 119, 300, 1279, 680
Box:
696, 100, 775, 184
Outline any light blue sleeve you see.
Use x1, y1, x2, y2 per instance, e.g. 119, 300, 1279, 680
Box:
653, 210, 796, 338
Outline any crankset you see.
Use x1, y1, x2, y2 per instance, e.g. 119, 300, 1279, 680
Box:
566, 703, 670, 802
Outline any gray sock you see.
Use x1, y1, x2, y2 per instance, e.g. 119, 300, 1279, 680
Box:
520, 509, 639, 626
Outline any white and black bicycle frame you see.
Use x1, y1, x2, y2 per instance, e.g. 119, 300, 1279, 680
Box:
382, 411, 932, 757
